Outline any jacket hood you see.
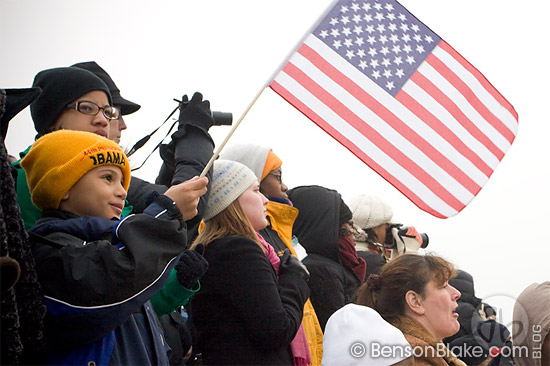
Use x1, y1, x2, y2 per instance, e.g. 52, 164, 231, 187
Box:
450, 269, 481, 307
287, 185, 342, 261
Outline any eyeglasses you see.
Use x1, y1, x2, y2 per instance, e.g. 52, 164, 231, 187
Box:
267, 171, 282, 184
66, 101, 120, 120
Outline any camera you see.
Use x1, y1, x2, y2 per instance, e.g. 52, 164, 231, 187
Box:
178, 99, 233, 126
384, 223, 428, 259
211, 111, 232, 126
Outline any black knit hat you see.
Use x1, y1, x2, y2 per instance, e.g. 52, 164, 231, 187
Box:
1, 87, 41, 142
30, 67, 112, 137
71, 61, 141, 115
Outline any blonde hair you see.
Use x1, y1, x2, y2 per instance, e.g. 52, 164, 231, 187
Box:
192, 199, 264, 253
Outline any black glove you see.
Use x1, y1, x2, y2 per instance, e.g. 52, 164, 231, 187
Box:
278, 249, 309, 282
178, 92, 214, 132
154, 142, 176, 186
174, 243, 209, 289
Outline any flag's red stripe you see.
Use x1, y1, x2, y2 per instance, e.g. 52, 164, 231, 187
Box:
439, 41, 519, 123
410, 71, 505, 160
426, 53, 516, 144
270, 80, 447, 218
396, 90, 493, 178
296, 44, 479, 198
282, 55, 465, 212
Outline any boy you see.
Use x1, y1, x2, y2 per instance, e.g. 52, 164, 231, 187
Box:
21, 130, 208, 365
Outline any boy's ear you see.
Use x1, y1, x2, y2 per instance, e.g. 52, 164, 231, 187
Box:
405, 290, 425, 315
61, 191, 70, 201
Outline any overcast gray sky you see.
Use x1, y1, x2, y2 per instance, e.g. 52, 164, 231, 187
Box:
1, 0, 548, 329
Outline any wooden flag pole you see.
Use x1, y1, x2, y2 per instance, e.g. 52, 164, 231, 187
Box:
199, 86, 267, 178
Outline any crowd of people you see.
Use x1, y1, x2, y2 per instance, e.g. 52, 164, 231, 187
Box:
1, 62, 548, 366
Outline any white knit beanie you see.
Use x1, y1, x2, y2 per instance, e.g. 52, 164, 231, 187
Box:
220, 144, 271, 183
203, 159, 258, 221
348, 194, 393, 229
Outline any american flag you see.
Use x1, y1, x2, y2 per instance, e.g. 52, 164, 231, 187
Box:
270, 0, 518, 218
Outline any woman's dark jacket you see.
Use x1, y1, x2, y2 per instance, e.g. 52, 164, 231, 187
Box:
288, 185, 362, 331
28, 197, 188, 365
190, 235, 310, 365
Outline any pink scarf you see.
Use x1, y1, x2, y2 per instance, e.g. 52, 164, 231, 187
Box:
257, 233, 312, 366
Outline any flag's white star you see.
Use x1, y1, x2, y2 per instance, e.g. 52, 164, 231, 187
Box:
351, 2, 360, 12
372, 70, 381, 79
344, 38, 353, 47
373, 2, 383, 11
392, 44, 401, 54
362, 3, 372, 11
340, 5, 349, 13
359, 60, 368, 69
379, 35, 388, 44
380, 46, 390, 55
377, 24, 385, 33
413, 34, 422, 42
393, 56, 403, 65
342, 27, 352, 36
368, 47, 378, 57
425, 35, 434, 43
364, 14, 373, 22
382, 58, 391, 67
416, 45, 425, 53
375, 12, 385, 21
355, 37, 365, 46
370, 59, 380, 68
406, 55, 415, 64
395, 69, 405, 78
383, 69, 392, 78
353, 14, 362, 24
333, 40, 342, 49
341, 16, 350, 25
385, 81, 395, 90
330, 28, 340, 37
388, 23, 398, 32
365, 25, 375, 33
387, 13, 396, 21
329, 18, 339, 26
398, 13, 407, 21
367, 35, 376, 45
357, 49, 366, 57
346, 50, 355, 59
319, 30, 329, 38
353, 26, 363, 35
411, 24, 420, 32
403, 44, 412, 53
400, 23, 409, 32
402, 34, 411, 43
390, 34, 399, 43
385, 3, 394, 11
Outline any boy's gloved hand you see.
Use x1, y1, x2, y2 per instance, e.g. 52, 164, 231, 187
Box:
174, 243, 209, 289
178, 92, 214, 132
278, 249, 310, 282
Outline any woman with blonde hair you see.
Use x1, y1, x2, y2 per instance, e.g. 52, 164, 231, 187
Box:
356, 254, 465, 366
189, 160, 311, 365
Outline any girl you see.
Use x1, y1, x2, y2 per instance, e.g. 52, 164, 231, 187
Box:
190, 160, 310, 365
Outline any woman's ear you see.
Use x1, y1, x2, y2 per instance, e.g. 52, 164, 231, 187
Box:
405, 290, 425, 315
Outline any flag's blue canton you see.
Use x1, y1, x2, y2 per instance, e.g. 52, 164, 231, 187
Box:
314, 0, 441, 96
